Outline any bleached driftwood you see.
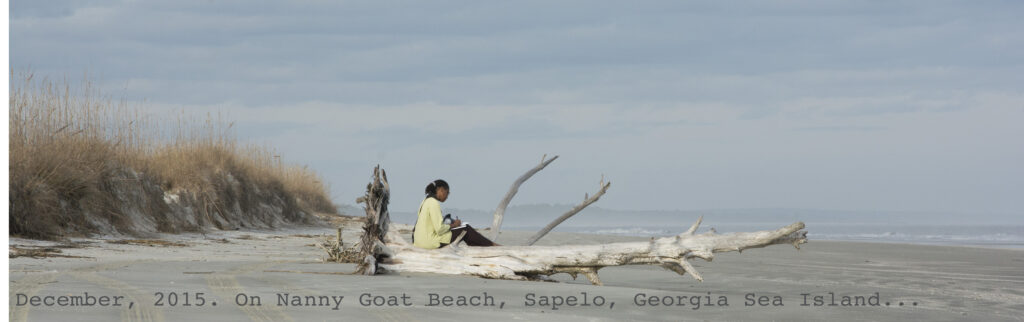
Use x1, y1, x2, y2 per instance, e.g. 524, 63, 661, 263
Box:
525, 176, 611, 246
351, 162, 808, 285
489, 154, 558, 241
315, 228, 346, 262
379, 217, 806, 285
354, 165, 392, 275
317, 227, 363, 264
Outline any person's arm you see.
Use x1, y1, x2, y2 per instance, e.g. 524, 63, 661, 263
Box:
428, 200, 451, 236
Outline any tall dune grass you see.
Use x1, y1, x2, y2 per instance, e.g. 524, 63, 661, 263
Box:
9, 71, 336, 239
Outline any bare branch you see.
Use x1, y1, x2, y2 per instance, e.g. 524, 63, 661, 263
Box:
489, 154, 559, 241
677, 259, 703, 282
583, 268, 603, 286
525, 179, 611, 245
683, 216, 703, 235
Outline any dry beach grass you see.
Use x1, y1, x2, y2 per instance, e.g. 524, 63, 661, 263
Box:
8, 71, 336, 239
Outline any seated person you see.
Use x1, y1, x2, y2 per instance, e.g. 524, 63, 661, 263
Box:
412, 179, 500, 249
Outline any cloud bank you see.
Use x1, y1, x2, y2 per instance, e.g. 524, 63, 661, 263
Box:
11, 0, 1023, 217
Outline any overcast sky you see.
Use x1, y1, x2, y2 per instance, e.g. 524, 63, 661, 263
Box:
10, 0, 1023, 216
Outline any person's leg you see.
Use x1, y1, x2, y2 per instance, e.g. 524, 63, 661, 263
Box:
450, 225, 500, 246
438, 233, 455, 248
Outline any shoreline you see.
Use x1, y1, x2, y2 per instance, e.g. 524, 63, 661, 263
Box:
515, 230, 1024, 251
497, 225, 1024, 250
799, 239, 1024, 251
9, 223, 1024, 321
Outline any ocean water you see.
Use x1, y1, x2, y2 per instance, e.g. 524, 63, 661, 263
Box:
530, 223, 1024, 249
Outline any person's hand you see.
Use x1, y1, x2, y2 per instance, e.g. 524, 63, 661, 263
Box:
451, 219, 462, 227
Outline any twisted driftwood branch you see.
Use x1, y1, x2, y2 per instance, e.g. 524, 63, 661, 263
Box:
354, 165, 390, 275
489, 154, 559, 241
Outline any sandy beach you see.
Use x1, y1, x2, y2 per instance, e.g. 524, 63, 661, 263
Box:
9, 221, 1024, 322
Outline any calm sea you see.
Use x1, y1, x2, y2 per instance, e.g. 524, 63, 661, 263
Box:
519, 223, 1024, 249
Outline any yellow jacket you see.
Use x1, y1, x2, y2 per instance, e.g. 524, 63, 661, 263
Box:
413, 197, 451, 249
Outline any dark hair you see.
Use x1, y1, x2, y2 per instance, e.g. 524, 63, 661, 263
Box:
424, 179, 449, 199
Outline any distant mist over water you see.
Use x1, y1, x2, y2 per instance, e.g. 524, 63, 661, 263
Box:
552, 224, 1024, 249
341, 204, 1023, 248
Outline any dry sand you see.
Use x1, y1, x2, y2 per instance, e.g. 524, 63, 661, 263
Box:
8, 221, 1024, 321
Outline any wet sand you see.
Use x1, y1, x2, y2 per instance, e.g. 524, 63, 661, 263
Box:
8, 222, 1024, 321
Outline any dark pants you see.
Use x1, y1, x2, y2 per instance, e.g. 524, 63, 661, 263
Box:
439, 225, 496, 247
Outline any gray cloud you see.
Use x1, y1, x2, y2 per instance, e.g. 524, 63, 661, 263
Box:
11, 0, 1024, 216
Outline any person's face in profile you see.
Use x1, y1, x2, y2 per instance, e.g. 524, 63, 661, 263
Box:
436, 187, 449, 202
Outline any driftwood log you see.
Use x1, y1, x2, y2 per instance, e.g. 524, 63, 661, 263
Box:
352, 159, 808, 285
353, 165, 392, 275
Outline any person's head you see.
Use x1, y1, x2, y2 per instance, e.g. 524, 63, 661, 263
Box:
424, 179, 450, 202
